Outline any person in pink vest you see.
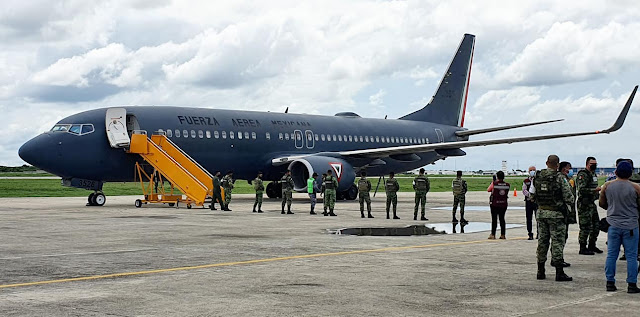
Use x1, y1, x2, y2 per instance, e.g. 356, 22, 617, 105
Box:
488, 171, 511, 239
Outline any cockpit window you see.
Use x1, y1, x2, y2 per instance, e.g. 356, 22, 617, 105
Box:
50, 123, 95, 135
51, 124, 71, 132
68, 125, 82, 135
81, 124, 94, 134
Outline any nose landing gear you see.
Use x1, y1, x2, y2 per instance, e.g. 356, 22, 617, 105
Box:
87, 192, 106, 206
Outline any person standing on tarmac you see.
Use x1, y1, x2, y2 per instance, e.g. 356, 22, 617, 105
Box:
413, 168, 430, 221
357, 171, 374, 218
385, 172, 400, 219
452, 170, 468, 224
281, 170, 295, 215
307, 172, 320, 215
488, 171, 510, 239
523, 166, 538, 240
576, 156, 602, 255
252, 171, 264, 213
322, 169, 338, 216
534, 154, 574, 282
222, 171, 234, 211
210, 171, 228, 211
559, 162, 577, 249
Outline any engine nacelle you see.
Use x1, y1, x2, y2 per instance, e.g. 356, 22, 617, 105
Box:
288, 156, 356, 192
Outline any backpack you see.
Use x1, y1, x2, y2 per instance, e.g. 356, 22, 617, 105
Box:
358, 178, 369, 191
534, 169, 563, 208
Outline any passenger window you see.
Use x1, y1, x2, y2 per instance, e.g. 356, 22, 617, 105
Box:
176, 130, 181, 137
206, 131, 211, 139
297, 133, 302, 141
167, 129, 173, 137
198, 130, 204, 138
359, 136, 363, 142
252, 132, 256, 139
321, 134, 326, 141
348, 136, 352, 142
404, 137, 408, 143
285, 133, 290, 140
81, 125, 94, 134
365, 136, 369, 142
214, 131, 219, 139
291, 133, 295, 140
222, 131, 227, 139
190, 130, 196, 138
376, 136, 379, 143
69, 125, 81, 135
332, 135, 336, 141
238, 132, 243, 139
338, 135, 342, 141
343, 135, 347, 141
314, 134, 319, 141
279, 133, 283, 140
229, 131, 235, 139
183, 130, 188, 138
245, 132, 250, 139
266, 132, 271, 140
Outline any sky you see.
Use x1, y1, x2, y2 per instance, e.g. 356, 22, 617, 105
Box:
1, 0, 639, 171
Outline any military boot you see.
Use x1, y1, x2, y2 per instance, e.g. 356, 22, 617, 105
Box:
287, 206, 294, 215
393, 211, 400, 220
536, 262, 546, 280
606, 281, 617, 292
588, 241, 603, 254
452, 216, 459, 223
368, 212, 374, 218
528, 232, 534, 240
323, 208, 328, 216
421, 215, 428, 221
281, 203, 286, 214
310, 206, 316, 215
361, 211, 365, 218
413, 212, 417, 221
628, 283, 640, 293
555, 266, 573, 282
329, 210, 337, 216
252, 208, 256, 213
460, 218, 468, 225
386, 210, 390, 219
579, 243, 595, 255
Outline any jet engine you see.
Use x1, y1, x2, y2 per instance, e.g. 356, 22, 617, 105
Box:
288, 156, 356, 193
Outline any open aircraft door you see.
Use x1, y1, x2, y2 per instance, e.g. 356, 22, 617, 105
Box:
106, 108, 130, 148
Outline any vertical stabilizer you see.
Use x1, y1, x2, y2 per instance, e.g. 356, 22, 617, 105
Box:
399, 34, 475, 127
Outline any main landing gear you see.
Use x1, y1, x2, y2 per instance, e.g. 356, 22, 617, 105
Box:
87, 192, 106, 206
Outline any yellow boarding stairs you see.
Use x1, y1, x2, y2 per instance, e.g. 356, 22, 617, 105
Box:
128, 131, 219, 209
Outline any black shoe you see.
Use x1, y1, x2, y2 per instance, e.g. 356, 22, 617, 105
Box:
310, 211, 317, 215
386, 213, 390, 219
323, 212, 328, 216
579, 243, 595, 255
460, 218, 468, 224
528, 233, 534, 240
210, 205, 217, 210
281, 211, 285, 214
393, 216, 400, 220
537, 263, 546, 280
588, 242, 603, 254
368, 214, 374, 218
413, 216, 417, 221
361, 213, 365, 218
258, 210, 264, 213
562, 262, 571, 268
225, 208, 232, 211
329, 212, 337, 216
421, 216, 428, 221
287, 211, 294, 215
452, 217, 459, 223
607, 281, 617, 292
555, 267, 572, 282
252, 209, 256, 213
628, 283, 640, 293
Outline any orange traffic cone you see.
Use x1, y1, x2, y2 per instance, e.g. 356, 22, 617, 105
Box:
513, 187, 517, 197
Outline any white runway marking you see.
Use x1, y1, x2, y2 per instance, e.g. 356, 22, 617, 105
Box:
511, 292, 617, 316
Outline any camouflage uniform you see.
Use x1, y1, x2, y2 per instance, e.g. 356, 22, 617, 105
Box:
222, 174, 234, 206
357, 176, 372, 218
385, 177, 400, 219
452, 177, 468, 221
576, 169, 599, 246
253, 177, 264, 212
413, 175, 430, 219
323, 175, 339, 215
210, 175, 225, 210
534, 168, 574, 266
281, 174, 294, 214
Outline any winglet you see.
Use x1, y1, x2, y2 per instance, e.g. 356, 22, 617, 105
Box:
601, 85, 637, 133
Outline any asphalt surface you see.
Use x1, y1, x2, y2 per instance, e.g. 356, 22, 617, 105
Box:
1, 192, 638, 316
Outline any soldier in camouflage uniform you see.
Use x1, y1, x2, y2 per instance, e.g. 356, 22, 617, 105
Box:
385, 172, 400, 219
281, 170, 295, 215
576, 157, 602, 255
357, 171, 374, 218
322, 169, 338, 216
253, 171, 264, 213
452, 170, 468, 224
533, 155, 573, 282
210, 171, 228, 211
222, 171, 234, 211
413, 168, 430, 221
559, 161, 576, 268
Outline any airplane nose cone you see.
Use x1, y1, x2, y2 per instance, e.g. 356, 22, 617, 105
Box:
19, 134, 52, 168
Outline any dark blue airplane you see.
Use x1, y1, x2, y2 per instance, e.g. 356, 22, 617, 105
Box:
18, 34, 637, 206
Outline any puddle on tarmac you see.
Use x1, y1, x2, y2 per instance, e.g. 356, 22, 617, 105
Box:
329, 222, 524, 236
431, 206, 525, 212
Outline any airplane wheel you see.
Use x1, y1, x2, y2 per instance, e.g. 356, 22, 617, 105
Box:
266, 182, 278, 199
168, 203, 175, 207
135, 199, 142, 208
345, 185, 358, 200
187, 204, 192, 209
336, 191, 345, 201
94, 193, 106, 206
88, 193, 96, 206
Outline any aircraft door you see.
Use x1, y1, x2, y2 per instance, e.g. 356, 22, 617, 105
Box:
106, 108, 130, 148
435, 128, 444, 143
305, 130, 314, 149
294, 130, 303, 149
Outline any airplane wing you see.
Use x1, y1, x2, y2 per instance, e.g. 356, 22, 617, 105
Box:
339, 85, 636, 158
271, 86, 636, 165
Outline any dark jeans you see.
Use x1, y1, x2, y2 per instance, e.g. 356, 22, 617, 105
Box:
525, 200, 538, 235
490, 206, 507, 236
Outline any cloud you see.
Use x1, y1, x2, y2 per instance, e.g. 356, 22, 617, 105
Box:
369, 89, 386, 106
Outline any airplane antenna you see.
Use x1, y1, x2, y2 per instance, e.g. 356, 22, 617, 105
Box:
285, 107, 289, 113
384, 115, 387, 119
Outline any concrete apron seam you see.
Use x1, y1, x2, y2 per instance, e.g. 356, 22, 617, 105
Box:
0, 236, 527, 290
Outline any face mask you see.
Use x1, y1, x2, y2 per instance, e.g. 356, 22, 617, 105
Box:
568, 170, 574, 177
589, 164, 597, 172
529, 171, 536, 177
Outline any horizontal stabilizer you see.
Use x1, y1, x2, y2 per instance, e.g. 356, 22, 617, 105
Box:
455, 119, 563, 137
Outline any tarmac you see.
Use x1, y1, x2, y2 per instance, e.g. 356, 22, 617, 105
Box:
0, 192, 638, 316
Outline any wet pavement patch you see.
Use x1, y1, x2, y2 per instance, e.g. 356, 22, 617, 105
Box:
330, 222, 524, 236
